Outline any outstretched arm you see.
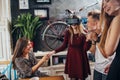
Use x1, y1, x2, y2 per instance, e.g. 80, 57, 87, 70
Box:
32, 54, 50, 73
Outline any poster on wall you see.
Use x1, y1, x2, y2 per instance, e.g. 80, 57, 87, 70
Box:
19, 0, 29, 9
34, 8, 49, 20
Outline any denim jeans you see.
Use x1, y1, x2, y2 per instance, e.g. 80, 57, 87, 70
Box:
93, 69, 107, 80
87, 53, 95, 62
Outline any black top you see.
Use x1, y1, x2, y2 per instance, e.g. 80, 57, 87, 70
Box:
116, 40, 120, 56
106, 40, 120, 80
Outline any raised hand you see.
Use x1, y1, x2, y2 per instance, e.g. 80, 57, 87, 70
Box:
86, 32, 92, 41
86, 32, 98, 42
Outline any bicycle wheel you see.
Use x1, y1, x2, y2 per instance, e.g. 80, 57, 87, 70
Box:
42, 21, 68, 50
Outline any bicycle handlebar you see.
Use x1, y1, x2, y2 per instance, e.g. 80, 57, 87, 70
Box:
65, 9, 74, 14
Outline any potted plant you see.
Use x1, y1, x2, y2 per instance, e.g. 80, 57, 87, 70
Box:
12, 13, 42, 45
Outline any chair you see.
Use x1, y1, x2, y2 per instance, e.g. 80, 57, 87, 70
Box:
0, 61, 18, 80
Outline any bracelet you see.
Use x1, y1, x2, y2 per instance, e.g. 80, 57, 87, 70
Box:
92, 40, 96, 45
92, 43, 96, 45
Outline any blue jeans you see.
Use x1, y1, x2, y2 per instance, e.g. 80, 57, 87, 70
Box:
93, 70, 107, 80
87, 53, 95, 62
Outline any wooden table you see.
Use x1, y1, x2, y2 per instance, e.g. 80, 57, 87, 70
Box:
19, 76, 64, 80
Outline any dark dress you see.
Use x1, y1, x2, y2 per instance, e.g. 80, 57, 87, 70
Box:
55, 30, 91, 80
106, 40, 120, 80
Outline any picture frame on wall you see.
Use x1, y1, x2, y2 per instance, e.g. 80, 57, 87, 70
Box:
19, 0, 29, 9
34, 8, 49, 20
36, 0, 51, 4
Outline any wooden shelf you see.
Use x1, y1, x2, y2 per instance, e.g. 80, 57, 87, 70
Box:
35, 51, 68, 80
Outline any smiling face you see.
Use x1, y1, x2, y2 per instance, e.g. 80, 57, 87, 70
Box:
71, 24, 78, 28
23, 40, 32, 54
103, 0, 120, 16
87, 16, 98, 31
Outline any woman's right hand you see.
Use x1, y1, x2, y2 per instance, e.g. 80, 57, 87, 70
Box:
41, 54, 50, 62
32, 54, 50, 72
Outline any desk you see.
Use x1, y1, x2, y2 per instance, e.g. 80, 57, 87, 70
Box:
19, 76, 64, 80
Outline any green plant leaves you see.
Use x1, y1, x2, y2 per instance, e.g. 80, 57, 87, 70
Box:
12, 13, 43, 41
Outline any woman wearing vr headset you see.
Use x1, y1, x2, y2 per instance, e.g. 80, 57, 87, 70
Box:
48, 15, 92, 80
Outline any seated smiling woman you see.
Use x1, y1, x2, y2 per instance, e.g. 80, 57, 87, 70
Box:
12, 37, 50, 78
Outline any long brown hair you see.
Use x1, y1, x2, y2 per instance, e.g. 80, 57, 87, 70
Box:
99, 1, 114, 49
12, 37, 28, 69
68, 15, 83, 44
69, 24, 82, 43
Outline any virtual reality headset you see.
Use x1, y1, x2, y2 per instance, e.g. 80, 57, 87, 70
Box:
66, 18, 82, 25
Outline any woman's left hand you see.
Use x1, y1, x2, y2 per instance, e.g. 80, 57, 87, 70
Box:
86, 32, 98, 41
86, 32, 92, 41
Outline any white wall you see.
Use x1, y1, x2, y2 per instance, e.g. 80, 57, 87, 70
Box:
48, 0, 102, 18
0, 0, 11, 22
0, 0, 12, 60
0, 0, 2, 18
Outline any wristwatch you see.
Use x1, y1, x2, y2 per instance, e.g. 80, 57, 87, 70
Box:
92, 40, 96, 45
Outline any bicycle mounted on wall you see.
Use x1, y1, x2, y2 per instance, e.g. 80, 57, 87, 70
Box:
41, 2, 99, 50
